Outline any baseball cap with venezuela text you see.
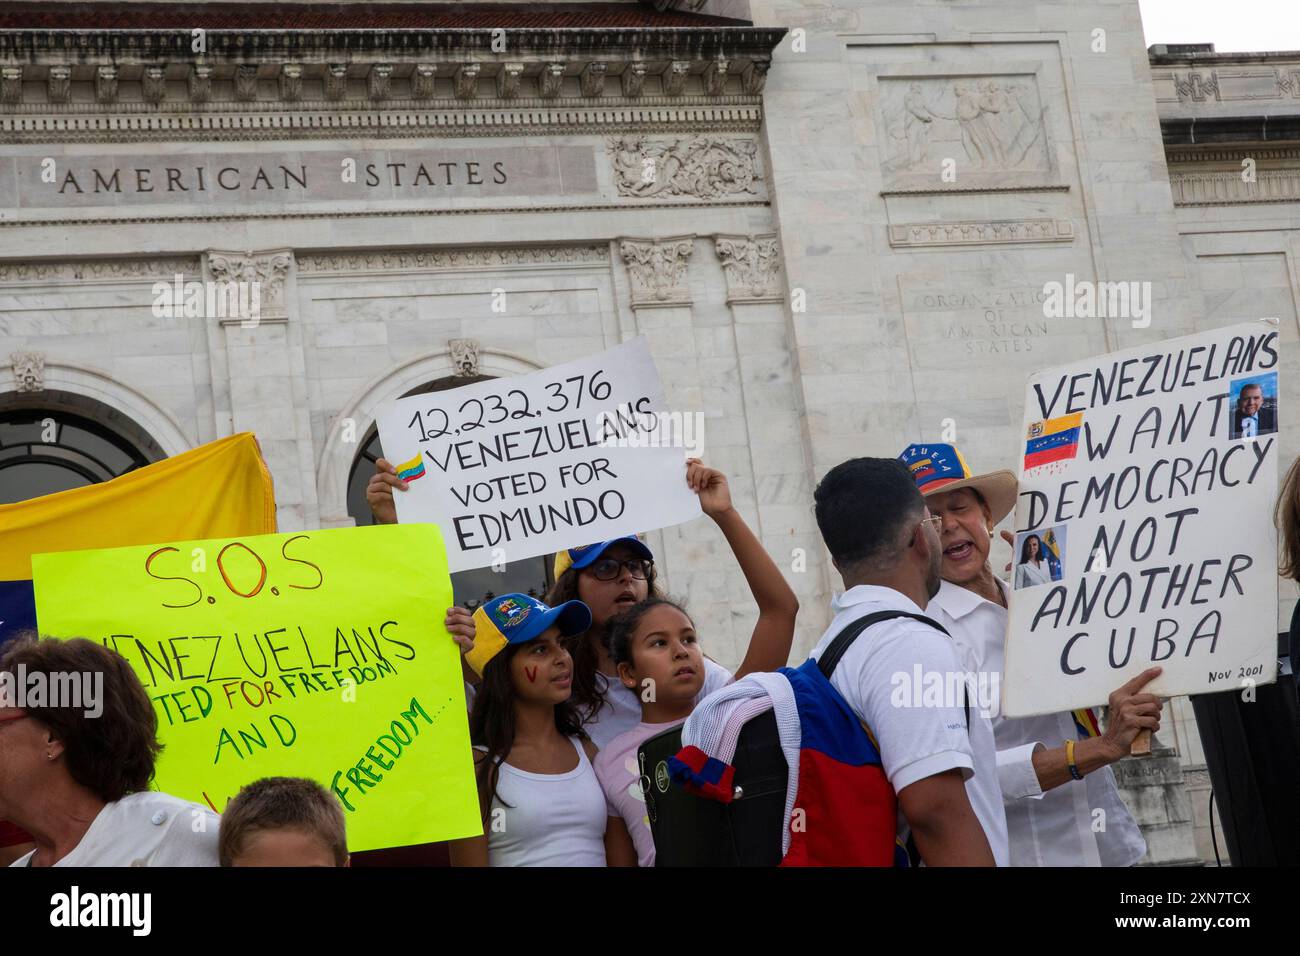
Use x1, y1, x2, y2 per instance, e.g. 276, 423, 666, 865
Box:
466, 593, 593, 677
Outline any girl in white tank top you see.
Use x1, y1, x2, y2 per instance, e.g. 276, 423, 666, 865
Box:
450, 593, 632, 867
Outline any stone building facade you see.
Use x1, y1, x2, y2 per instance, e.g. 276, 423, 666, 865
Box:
3, 0, 1299, 864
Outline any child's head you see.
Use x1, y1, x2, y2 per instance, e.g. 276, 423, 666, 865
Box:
467, 593, 592, 707
608, 596, 704, 705
219, 776, 348, 867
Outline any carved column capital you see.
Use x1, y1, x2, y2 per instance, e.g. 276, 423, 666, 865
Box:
619, 236, 695, 306
411, 64, 437, 99
142, 66, 166, 104
202, 249, 294, 326
540, 63, 565, 98
233, 64, 259, 102
454, 63, 480, 99
713, 234, 783, 303
368, 63, 392, 101
189, 64, 213, 102
279, 63, 303, 102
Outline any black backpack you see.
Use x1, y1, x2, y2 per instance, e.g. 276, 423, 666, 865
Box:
638, 610, 962, 867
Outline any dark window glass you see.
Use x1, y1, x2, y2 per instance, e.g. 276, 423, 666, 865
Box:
0, 410, 152, 504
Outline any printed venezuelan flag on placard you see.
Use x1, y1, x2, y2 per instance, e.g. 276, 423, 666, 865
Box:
0, 433, 276, 647
1023, 412, 1084, 470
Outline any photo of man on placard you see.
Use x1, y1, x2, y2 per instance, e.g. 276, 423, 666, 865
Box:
1228, 372, 1279, 441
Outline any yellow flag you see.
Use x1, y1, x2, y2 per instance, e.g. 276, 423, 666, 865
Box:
0, 433, 275, 581
32, 524, 482, 852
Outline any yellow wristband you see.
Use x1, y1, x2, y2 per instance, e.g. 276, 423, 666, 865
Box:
1065, 739, 1083, 781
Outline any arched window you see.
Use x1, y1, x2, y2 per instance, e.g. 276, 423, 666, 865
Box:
0, 391, 165, 504
346, 375, 553, 608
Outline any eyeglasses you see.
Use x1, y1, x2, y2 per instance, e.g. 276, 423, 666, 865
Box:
920, 516, 943, 534
587, 557, 654, 581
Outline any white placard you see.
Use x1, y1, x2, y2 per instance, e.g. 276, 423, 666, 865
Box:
1003, 323, 1280, 717
375, 337, 702, 572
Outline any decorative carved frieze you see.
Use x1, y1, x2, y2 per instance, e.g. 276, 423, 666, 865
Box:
713, 234, 782, 302
368, 64, 392, 102
888, 218, 1075, 248
609, 135, 762, 200
411, 64, 437, 99
620, 236, 695, 306
539, 63, 565, 99
47, 65, 71, 103
10, 352, 46, 393
189, 65, 213, 103
663, 61, 691, 96
279, 63, 303, 102
497, 63, 524, 99
296, 245, 610, 274
142, 66, 166, 104
94, 66, 117, 104
449, 339, 481, 378
204, 249, 293, 322
581, 62, 608, 98
1170, 168, 1300, 205
0, 258, 201, 282
233, 65, 259, 102
622, 63, 647, 98
454, 64, 480, 100
1174, 70, 1221, 103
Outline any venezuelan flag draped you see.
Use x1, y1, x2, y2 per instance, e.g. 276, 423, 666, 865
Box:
0, 433, 276, 645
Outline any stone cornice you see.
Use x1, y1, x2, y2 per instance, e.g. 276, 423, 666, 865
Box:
0, 99, 764, 142
0, 26, 784, 63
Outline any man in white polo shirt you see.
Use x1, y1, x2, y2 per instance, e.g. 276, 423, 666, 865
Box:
810, 457, 1008, 866
898, 442, 1159, 867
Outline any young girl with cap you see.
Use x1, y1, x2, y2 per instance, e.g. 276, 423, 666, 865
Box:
589, 470, 799, 866
449, 592, 636, 867
544, 459, 797, 750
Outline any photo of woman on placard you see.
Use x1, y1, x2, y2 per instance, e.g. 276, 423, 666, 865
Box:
1015, 533, 1053, 589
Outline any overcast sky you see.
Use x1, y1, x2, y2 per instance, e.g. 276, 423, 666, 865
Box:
1140, 0, 1300, 52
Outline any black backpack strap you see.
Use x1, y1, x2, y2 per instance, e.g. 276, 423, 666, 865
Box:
819, 609, 969, 730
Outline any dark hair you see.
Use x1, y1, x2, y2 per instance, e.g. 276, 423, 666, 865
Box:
544, 559, 663, 724
218, 776, 348, 866
607, 596, 693, 670
1276, 457, 1300, 580
1019, 534, 1044, 565
0, 636, 161, 803
467, 640, 586, 818
814, 458, 924, 571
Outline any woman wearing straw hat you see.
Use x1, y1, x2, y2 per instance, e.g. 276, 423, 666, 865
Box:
898, 442, 1161, 867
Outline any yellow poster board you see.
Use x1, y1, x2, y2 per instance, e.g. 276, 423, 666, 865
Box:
31, 524, 481, 852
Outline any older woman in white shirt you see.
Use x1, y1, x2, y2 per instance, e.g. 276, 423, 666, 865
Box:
898, 443, 1163, 866
0, 636, 219, 867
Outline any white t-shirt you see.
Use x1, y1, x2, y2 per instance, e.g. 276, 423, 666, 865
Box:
11, 791, 220, 867
481, 736, 608, 867
582, 659, 732, 750
809, 585, 1010, 866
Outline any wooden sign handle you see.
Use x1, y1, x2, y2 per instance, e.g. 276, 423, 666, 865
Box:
1130, 729, 1153, 756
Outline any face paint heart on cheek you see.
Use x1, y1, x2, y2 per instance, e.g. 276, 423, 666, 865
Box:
525, 666, 538, 683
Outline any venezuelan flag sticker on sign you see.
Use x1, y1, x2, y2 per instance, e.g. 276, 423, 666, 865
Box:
1023, 412, 1083, 472
396, 452, 427, 483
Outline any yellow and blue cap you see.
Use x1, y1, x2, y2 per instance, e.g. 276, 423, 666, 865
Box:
897, 442, 1018, 525
466, 593, 592, 677
551, 536, 653, 580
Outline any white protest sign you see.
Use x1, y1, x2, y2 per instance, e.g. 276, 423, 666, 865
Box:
375, 337, 702, 572
1003, 322, 1280, 718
